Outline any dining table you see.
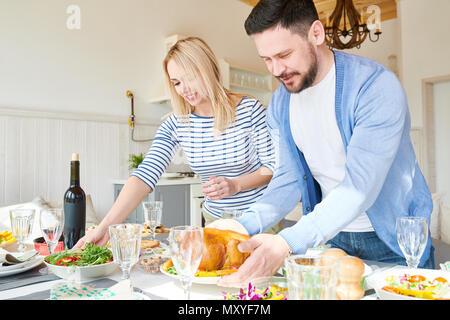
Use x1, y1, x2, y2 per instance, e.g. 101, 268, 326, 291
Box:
0, 253, 395, 300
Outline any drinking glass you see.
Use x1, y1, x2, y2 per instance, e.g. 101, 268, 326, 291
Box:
10, 208, 35, 252
142, 201, 163, 241
221, 209, 243, 219
109, 223, 142, 281
396, 216, 428, 269
284, 254, 339, 300
168, 226, 204, 300
39, 208, 64, 256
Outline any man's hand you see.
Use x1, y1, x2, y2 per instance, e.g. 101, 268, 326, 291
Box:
72, 224, 110, 249
202, 176, 240, 200
217, 234, 292, 287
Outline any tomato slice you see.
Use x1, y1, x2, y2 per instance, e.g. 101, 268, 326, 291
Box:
56, 256, 78, 266
409, 275, 426, 283
434, 277, 448, 284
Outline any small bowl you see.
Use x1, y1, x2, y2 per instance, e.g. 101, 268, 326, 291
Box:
33, 236, 64, 256
137, 254, 168, 274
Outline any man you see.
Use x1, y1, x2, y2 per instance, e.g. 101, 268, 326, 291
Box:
210, 0, 434, 286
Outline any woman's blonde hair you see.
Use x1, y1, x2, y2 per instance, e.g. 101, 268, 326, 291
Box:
163, 37, 245, 134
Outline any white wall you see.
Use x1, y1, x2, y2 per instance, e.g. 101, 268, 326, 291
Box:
398, 0, 450, 128
0, 0, 259, 217
341, 18, 400, 75
0, 0, 260, 121
433, 81, 450, 208
1, 0, 447, 217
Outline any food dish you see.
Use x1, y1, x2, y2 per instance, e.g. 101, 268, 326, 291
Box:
200, 228, 250, 271
141, 241, 170, 258
140, 239, 160, 250
160, 258, 239, 285
142, 224, 170, 237
0, 231, 16, 248
223, 276, 288, 300
160, 264, 220, 285
43, 243, 118, 282
0, 255, 44, 277
366, 267, 450, 300
44, 260, 118, 282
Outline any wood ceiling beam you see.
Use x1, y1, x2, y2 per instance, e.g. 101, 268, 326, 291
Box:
238, 0, 397, 22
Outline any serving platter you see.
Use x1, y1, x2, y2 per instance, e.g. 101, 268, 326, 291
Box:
365, 266, 450, 300
160, 266, 220, 285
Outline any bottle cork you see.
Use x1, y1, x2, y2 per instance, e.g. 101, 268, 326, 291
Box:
72, 153, 79, 161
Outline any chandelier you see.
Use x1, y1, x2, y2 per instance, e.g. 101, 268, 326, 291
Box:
324, 0, 381, 50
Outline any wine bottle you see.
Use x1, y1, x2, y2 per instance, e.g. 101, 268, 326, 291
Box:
63, 153, 86, 249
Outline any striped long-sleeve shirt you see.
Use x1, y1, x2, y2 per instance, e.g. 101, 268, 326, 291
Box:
131, 97, 276, 218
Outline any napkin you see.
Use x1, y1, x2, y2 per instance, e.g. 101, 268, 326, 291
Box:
49, 280, 139, 300
0, 248, 37, 266
440, 261, 450, 272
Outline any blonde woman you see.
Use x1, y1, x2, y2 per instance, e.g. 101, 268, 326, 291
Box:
74, 37, 278, 249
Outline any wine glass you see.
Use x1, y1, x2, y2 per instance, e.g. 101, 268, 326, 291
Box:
39, 208, 64, 275
168, 226, 204, 300
396, 216, 428, 269
222, 209, 243, 219
109, 224, 142, 282
9, 208, 35, 252
142, 201, 163, 241
40, 208, 64, 256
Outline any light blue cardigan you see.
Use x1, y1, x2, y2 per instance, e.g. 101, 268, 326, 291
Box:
237, 50, 433, 267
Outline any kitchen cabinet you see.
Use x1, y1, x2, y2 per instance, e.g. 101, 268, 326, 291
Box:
112, 177, 203, 228
148, 34, 278, 107
219, 59, 277, 107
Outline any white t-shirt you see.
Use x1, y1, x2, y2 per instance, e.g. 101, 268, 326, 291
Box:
289, 63, 374, 232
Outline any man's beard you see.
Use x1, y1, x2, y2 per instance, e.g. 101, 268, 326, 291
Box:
277, 46, 318, 94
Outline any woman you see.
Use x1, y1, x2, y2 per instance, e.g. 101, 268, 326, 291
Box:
74, 37, 278, 248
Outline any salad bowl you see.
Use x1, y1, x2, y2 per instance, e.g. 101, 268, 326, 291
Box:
43, 243, 118, 282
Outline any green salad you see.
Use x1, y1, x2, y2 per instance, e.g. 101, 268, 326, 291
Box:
44, 242, 113, 267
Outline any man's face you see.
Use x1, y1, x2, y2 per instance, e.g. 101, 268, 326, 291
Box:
252, 25, 318, 93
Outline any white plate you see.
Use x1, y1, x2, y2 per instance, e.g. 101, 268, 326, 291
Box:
160, 266, 220, 285
0, 255, 44, 277
365, 266, 450, 300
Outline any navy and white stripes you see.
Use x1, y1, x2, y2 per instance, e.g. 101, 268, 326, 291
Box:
132, 97, 276, 218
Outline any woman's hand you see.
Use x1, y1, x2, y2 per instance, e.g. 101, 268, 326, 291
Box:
73, 224, 110, 249
202, 176, 241, 200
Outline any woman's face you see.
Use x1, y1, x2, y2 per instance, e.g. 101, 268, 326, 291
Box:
167, 59, 209, 107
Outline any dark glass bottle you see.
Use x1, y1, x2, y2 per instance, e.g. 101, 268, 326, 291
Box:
63, 153, 86, 249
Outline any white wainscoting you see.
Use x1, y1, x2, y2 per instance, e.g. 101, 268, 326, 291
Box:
0, 108, 159, 219
0, 108, 427, 221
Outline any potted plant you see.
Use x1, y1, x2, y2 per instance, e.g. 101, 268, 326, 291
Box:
128, 153, 145, 171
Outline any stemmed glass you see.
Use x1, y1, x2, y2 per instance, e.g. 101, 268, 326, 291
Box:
396, 216, 428, 269
10, 208, 35, 252
40, 208, 64, 256
109, 223, 143, 282
39, 208, 64, 274
168, 226, 204, 300
142, 201, 163, 241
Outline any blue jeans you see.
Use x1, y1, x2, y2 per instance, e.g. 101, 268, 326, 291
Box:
326, 231, 435, 269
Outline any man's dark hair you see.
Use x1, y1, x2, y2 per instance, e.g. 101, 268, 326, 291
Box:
244, 0, 319, 37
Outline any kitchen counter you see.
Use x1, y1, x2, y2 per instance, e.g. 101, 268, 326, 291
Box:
111, 174, 201, 187
112, 174, 204, 227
